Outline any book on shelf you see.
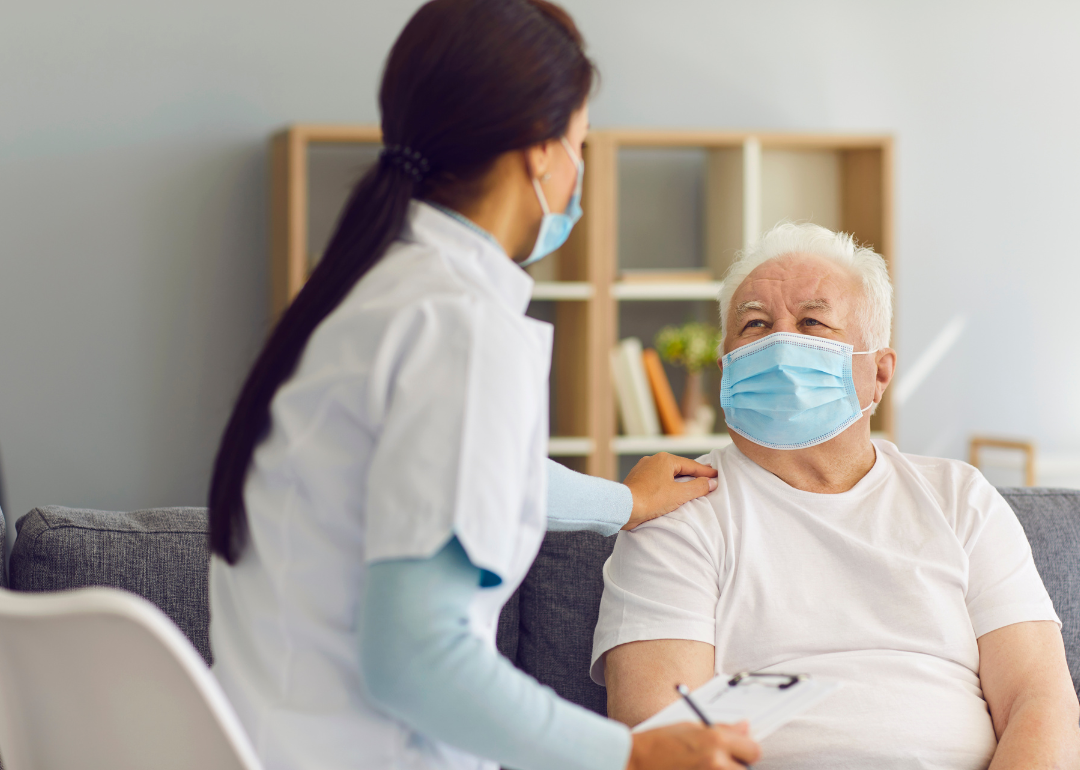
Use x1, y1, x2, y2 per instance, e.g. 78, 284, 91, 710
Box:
610, 338, 661, 437
642, 348, 685, 436
619, 268, 713, 283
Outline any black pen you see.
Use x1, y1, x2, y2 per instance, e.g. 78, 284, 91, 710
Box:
675, 683, 712, 725
675, 684, 754, 769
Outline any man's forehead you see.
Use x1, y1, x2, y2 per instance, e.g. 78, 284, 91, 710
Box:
732, 254, 856, 307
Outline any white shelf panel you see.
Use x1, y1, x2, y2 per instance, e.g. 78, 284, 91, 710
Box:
612, 434, 733, 455
531, 282, 594, 301
613, 281, 724, 301
548, 436, 595, 456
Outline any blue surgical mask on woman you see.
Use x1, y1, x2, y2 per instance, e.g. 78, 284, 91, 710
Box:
520, 137, 583, 267
720, 332, 878, 450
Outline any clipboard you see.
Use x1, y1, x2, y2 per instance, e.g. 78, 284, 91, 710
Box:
632, 671, 842, 740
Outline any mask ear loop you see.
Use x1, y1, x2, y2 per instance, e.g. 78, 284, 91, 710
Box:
531, 176, 552, 216
560, 136, 582, 167
851, 349, 881, 413
533, 138, 580, 217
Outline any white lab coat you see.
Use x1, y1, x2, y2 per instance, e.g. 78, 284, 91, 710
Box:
210, 201, 552, 770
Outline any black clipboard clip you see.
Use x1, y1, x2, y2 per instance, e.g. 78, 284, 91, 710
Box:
727, 671, 803, 690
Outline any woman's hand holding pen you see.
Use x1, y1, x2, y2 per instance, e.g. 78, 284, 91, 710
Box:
627, 722, 761, 770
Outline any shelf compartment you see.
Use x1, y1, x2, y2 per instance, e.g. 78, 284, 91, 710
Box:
531, 282, 594, 301
613, 281, 724, 301
548, 436, 595, 456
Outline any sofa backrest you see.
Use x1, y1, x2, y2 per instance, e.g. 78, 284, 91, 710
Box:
498, 531, 615, 715
11, 506, 212, 664
8, 506, 615, 710
999, 488, 1080, 695
10, 490, 1080, 714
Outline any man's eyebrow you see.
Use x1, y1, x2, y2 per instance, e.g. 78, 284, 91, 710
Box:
798, 298, 832, 313
734, 298, 768, 319
734, 300, 767, 320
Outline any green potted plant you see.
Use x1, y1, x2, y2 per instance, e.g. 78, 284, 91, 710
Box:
655, 322, 722, 435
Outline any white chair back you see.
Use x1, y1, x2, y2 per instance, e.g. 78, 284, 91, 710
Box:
0, 586, 263, 770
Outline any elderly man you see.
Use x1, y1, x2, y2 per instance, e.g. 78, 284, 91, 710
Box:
591, 223, 1080, 769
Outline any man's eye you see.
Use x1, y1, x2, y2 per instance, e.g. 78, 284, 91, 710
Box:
803, 318, 821, 326
745, 320, 766, 329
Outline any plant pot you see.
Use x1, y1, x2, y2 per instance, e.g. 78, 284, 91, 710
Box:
681, 369, 703, 421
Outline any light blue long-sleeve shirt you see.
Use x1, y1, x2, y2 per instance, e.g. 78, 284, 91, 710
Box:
360, 460, 635, 770
545, 458, 633, 535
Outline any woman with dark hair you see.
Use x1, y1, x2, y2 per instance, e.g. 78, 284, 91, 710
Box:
208, 1, 760, 768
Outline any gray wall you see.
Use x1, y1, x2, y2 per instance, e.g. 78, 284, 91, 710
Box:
3, 0, 1079, 535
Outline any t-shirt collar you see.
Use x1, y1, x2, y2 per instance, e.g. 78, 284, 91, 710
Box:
402, 200, 534, 316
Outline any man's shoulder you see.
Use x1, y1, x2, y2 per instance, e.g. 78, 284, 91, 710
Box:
628, 450, 728, 542
628, 445, 741, 535
697, 443, 746, 476
876, 440, 984, 490
633, 493, 719, 537
875, 441, 1000, 524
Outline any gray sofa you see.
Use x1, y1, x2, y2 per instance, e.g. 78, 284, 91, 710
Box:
6, 487, 1080, 722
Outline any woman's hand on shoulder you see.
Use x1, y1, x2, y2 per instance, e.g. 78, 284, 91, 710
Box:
622, 453, 718, 531
627, 721, 760, 770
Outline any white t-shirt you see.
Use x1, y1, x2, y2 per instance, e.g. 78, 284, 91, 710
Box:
210, 201, 551, 770
592, 440, 1060, 770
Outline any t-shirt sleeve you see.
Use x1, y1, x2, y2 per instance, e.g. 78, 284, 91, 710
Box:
959, 472, 1061, 638
364, 296, 542, 582
590, 502, 721, 685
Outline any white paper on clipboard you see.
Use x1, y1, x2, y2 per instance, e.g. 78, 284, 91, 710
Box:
632, 673, 842, 740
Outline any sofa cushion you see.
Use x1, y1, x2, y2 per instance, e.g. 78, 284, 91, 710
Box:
11, 506, 212, 664
999, 488, 1080, 695
512, 531, 615, 716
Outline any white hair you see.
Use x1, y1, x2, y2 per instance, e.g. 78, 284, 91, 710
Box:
718, 222, 893, 352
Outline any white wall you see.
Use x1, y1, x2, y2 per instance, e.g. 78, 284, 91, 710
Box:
3, 0, 1080, 536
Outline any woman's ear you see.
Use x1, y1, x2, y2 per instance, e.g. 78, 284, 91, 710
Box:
524, 140, 554, 182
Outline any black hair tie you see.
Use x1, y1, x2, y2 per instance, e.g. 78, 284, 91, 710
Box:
380, 144, 431, 184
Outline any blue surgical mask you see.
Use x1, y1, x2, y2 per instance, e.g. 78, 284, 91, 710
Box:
520, 137, 583, 267
720, 332, 877, 450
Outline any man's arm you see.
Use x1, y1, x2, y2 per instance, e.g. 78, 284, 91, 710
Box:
978, 620, 1080, 769
604, 639, 715, 727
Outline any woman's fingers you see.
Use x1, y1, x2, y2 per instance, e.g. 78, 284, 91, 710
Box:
667, 454, 719, 479
669, 476, 718, 512
622, 453, 719, 530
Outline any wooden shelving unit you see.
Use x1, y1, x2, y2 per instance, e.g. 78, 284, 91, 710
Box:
269, 124, 383, 315
271, 126, 894, 481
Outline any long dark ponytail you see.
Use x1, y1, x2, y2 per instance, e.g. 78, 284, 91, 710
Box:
209, 0, 596, 563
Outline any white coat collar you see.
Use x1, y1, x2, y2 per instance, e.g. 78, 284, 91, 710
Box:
402, 200, 534, 316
